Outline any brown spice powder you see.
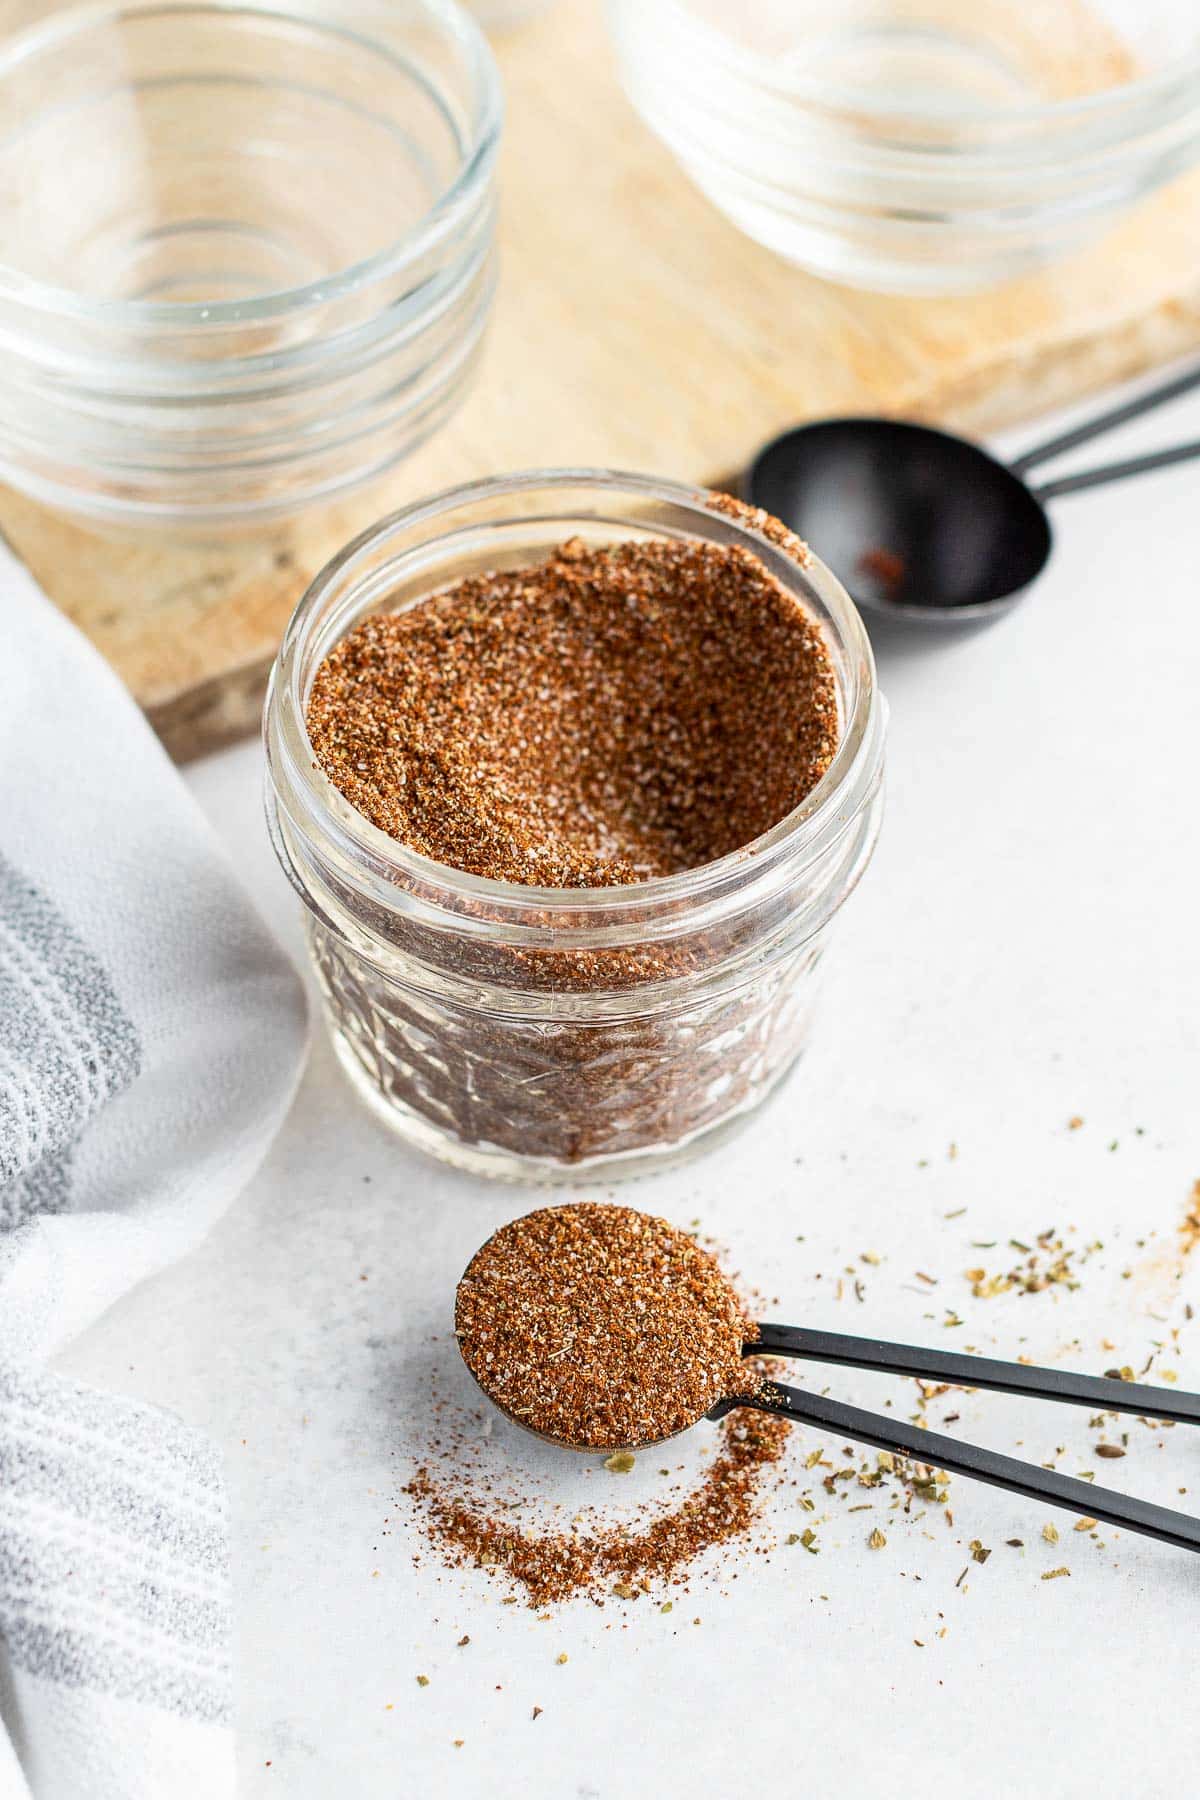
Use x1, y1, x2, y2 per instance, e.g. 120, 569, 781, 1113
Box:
401, 1205, 792, 1609
307, 535, 838, 887
404, 1396, 790, 1610
455, 1203, 761, 1451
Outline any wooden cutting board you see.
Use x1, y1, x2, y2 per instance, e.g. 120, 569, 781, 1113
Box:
6, 0, 1200, 760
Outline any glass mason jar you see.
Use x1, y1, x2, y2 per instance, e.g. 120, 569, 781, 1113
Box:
264, 471, 886, 1182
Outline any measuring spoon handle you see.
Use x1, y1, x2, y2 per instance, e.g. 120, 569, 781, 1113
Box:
751, 1322, 1200, 1425
1010, 361, 1200, 476
716, 1383, 1200, 1554
1031, 438, 1200, 501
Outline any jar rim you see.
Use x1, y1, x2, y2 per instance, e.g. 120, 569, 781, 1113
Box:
0, 0, 503, 329
266, 467, 885, 925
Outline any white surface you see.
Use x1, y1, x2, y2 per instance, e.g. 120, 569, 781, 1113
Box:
60, 390, 1200, 1799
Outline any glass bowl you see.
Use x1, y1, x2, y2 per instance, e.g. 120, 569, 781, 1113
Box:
607, 0, 1200, 294
465, 0, 558, 27
264, 469, 887, 1184
0, 0, 501, 531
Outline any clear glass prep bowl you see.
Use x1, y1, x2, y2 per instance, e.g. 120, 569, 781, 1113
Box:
607, 0, 1200, 294
264, 470, 887, 1184
0, 0, 501, 530
465, 0, 558, 27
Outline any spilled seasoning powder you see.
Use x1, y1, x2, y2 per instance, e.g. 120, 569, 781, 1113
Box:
404, 1396, 789, 1610
455, 1204, 762, 1450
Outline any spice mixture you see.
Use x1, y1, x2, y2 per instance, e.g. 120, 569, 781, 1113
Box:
404, 1397, 790, 1610
401, 1167, 1200, 1615
454, 1203, 762, 1451
403, 1203, 791, 1608
307, 534, 838, 887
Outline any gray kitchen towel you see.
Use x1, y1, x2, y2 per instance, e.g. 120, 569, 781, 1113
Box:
0, 547, 308, 1798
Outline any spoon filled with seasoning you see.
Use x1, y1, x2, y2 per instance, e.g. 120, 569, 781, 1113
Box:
746, 360, 1200, 625
456, 1203, 1200, 1554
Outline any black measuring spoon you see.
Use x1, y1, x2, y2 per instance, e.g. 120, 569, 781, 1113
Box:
746, 362, 1200, 624
462, 1305, 1200, 1553
705, 1324, 1200, 1555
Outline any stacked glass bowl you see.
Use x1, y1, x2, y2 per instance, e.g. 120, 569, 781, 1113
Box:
0, 0, 502, 531
607, 0, 1200, 294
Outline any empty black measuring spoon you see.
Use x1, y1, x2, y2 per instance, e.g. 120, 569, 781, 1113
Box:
746, 361, 1200, 624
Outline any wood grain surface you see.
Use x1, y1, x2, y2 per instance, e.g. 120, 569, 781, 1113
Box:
5, 0, 1200, 759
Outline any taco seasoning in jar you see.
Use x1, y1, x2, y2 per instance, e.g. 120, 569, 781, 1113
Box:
264, 472, 885, 1181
